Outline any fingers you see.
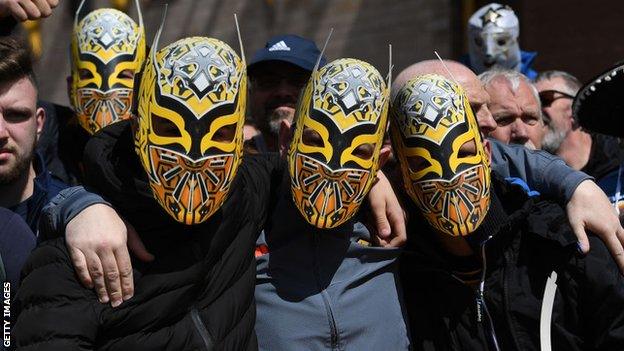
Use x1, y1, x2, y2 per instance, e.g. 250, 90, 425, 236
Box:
68, 247, 93, 289
611, 226, 624, 274
98, 247, 123, 307
384, 204, 407, 248
46, 0, 58, 9
569, 220, 591, 255
17, 0, 41, 20
374, 209, 392, 239
7, 1, 27, 21
126, 221, 155, 262
31, 0, 52, 17
114, 246, 134, 302
85, 251, 109, 304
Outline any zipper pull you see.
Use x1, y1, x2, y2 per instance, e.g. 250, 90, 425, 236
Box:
476, 296, 483, 322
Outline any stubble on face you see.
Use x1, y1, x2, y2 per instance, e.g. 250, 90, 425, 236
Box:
0, 77, 40, 185
0, 136, 35, 184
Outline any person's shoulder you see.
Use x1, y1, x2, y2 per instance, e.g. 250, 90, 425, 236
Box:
20, 238, 72, 275
0, 207, 20, 228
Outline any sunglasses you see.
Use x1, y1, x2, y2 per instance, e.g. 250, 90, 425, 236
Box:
539, 90, 575, 107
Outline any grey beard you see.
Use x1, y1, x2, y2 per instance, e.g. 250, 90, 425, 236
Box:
542, 129, 567, 154
268, 108, 294, 136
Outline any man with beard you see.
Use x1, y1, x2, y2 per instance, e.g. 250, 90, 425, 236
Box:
535, 70, 622, 181
393, 74, 624, 350
393, 60, 624, 271
480, 69, 545, 150
0, 38, 66, 233
254, 57, 409, 350
247, 34, 325, 152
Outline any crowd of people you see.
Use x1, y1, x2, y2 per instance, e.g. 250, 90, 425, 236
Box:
1, 1, 624, 350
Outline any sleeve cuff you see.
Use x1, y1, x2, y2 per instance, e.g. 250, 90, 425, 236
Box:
38, 186, 111, 241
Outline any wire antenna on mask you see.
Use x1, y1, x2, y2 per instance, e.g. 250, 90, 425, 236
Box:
151, 4, 168, 65
312, 28, 334, 75
234, 14, 246, 66
134, 0, 144, 29
74, 0, 87, 28
387, 44, 393, 89
434, 50, 459, 86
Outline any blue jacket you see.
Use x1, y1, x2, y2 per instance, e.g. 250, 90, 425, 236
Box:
254, 187, 409, 350
8, 152, 67, 235
460, 50, 538, 80
0, 207, 35, 290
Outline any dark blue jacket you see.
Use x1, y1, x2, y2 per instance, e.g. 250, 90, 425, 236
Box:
9, 152, 67, 235
0, 207, 35, 290
460, 50, 538, 80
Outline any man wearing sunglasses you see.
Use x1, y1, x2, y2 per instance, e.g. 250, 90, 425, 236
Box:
535, 70, 622, 181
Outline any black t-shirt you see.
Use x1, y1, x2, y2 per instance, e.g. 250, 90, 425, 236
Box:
581, 133, 624, 181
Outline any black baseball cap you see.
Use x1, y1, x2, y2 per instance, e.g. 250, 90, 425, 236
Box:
248, 34, 327, 75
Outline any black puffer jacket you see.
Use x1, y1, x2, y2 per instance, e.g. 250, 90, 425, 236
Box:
401, 177, 624, 350
12, 121, 283, 350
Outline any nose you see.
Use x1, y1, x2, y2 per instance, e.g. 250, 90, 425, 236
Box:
510, 119, 529, 145
477, 105, 497, 136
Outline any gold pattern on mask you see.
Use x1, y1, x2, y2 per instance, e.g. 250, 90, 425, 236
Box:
71, 8, 145, 134
292, 154, 371, 228
289, 58, 389, 229
76, 9, 142, 64
392, 76, 466, 145
135, 37, 246, 225
147, 145, 235, 225
155, 37, 244, 119
391, 74, 490, 237
312, 59, 386, 133
412, 164, 490, 236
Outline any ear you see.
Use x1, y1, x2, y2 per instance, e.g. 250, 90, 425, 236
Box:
278, 119, 293, 157
483, 138, 492, 165
35, 107, 45, 141
379, 144, 392, 168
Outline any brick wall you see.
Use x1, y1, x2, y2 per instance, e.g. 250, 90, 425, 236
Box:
26, 0, 455, 105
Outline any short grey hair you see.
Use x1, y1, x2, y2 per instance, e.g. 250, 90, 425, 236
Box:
535, 70, 582, 96
478, 69, 542, 121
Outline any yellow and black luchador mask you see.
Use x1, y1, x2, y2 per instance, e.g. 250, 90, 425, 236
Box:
288, 58, 389, 229
390, 74, 491, 237
70, 2, 145, 134
135, 31, 246, 225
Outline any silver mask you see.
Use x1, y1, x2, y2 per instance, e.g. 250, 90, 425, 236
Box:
468, 3, 521, 74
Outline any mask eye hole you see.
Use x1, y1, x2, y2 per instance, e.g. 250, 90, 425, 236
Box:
118, 69, 135, 80
212, 123, 237, 143
302, 127, 324, 148
352, 143, 375, 160
474, 37, 483, 47
407, 155, 431, 173
152, 113, 182, 138
458, 139, 478, 158
497, 38, 508, 46
78, 69, 94, 80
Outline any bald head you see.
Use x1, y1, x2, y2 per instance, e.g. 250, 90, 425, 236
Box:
393, 60, 474, 96
393, 60, 497, 134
